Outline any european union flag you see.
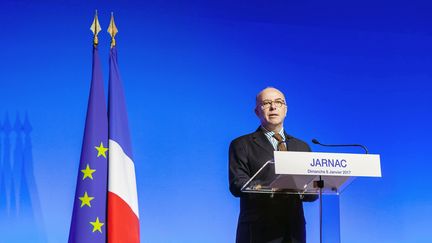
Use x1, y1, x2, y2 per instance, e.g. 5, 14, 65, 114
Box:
68, 44, 108, 243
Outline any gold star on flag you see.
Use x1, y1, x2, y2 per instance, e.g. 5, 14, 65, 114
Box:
90, 217, 104, 233
79, 191, 95, 208
81, 164, 96, 180
95, 142, 108, 158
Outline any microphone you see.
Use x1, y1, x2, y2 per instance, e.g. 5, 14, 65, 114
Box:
312, 138, 369, 154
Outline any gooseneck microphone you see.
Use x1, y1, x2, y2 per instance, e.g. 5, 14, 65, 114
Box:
312, 138, 369, 154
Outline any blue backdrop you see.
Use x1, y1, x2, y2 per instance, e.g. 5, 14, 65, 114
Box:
0, 0, 431, 242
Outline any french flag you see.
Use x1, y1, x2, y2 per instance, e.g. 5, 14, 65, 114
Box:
108, 46, 140, 243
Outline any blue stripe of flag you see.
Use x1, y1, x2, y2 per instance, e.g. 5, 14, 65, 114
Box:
108, 46, 133, 159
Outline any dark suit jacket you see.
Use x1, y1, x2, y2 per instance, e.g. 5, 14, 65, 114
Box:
229, 128, 312, 243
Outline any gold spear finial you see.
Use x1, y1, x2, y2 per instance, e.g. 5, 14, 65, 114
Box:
107, 12, 118, 48
90, 10, 102, 46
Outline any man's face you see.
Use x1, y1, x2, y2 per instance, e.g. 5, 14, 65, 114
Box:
255, 88, 287, 131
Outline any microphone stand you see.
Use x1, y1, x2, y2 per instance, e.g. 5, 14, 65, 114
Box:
311, 138, 369, 243
313, 176, 325, 243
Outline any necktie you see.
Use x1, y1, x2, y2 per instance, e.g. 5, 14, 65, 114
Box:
273, 133, 287, 151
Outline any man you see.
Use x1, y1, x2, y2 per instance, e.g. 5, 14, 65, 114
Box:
229, 87, 315, 243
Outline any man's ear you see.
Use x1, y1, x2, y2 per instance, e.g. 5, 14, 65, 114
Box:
254, 107, 259, 117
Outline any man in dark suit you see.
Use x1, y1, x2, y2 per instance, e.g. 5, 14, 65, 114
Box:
229, 87, 314, 243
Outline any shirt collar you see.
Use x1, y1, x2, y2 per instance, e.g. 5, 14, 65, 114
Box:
260, 126, 285, 140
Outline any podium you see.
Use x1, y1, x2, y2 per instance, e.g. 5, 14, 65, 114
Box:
241, 151, 381, 243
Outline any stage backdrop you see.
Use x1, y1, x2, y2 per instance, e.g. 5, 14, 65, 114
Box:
1, 0, 431, 242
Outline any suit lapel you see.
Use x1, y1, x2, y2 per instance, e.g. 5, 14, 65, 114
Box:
252, 128, 275, 157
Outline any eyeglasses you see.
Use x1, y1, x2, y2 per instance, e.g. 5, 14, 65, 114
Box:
259, 99, 286, 110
